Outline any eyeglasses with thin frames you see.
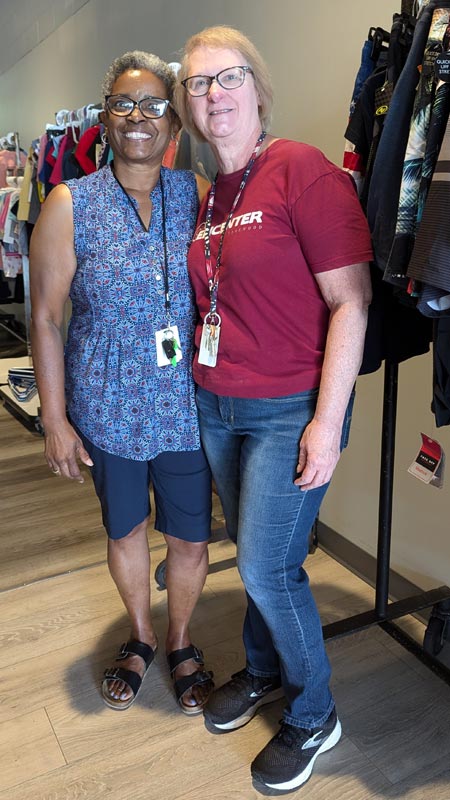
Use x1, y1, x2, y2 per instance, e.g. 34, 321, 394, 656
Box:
181, 66, 254, 97
105, 94, 170, 119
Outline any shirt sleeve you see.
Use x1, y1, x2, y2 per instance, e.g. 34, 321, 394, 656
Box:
291, 168, 373, 273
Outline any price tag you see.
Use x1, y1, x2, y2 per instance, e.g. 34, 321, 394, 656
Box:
408, 433, 445, 488
435, 52, 450, 83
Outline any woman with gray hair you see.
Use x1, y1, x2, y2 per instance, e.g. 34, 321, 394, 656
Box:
30, 51, 213, 715
177, 25, 373, 791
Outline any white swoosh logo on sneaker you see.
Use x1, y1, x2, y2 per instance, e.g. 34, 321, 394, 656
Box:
302, 730, 325, 750
249, 685, 274, 698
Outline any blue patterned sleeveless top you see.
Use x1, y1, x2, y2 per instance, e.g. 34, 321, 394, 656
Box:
64, 165, 201, 460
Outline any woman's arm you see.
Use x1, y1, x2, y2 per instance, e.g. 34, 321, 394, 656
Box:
30, 184, 93, 481
294, 261, 372, 490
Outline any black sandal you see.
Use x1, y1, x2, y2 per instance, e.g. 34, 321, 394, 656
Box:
102, 639, 157, 710
167, 645, 214, 716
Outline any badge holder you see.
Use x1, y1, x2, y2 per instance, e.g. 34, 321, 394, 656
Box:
198, 312, 221, 367
155, 326, 183, 367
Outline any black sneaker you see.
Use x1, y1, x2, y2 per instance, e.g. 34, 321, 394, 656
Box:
203, 667, 283, 732
251, 707, 341, 791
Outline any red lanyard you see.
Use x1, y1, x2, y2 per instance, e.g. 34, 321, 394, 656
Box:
203, 130, 266, 317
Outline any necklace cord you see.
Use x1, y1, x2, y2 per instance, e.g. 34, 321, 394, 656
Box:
112, 166, 171, 322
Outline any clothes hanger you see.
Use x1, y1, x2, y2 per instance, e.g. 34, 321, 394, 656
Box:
54, 109, 71, 128
68, 109, 80, 144
0, 131, 17, 150
368, 26, 391, 61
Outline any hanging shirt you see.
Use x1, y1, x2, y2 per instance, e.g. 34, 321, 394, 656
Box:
384, 8, 450, 285
64, 165, 201, 460
408, 114, 450, 294
367, 0, 450, 273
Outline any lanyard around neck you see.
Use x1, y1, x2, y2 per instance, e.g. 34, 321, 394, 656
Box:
204, 130, 266, 317
113, 167, 171, 321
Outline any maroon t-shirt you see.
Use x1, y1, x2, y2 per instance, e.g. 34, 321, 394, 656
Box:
188, 139, 373, 398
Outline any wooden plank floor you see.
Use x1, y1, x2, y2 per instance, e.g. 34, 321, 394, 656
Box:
1, 404, 450, 799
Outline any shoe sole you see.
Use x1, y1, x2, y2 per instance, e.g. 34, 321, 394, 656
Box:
206, 686, 284, 731
257, 718, 342, 791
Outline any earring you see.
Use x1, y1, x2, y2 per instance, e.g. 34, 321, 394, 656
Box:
101, 129, 109, 145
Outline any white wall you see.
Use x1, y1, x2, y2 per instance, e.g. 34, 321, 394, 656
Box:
1, 0, 448, 591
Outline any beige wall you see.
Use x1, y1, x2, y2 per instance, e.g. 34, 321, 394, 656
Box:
321, 355, 450, 591
1, 0, 448, 590
1, 0, 394, 161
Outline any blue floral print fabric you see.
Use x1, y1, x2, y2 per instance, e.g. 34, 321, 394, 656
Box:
64, 165, 201, 459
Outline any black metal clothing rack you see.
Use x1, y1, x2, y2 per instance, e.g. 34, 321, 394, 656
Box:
322, 0, 450, 680
322, 359, 450, 684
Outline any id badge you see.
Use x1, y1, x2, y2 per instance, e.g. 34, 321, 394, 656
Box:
198, 319, 221, 367
155, 325, 183, 367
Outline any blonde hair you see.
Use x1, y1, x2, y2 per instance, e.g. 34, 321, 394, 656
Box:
174, 26, 273, 141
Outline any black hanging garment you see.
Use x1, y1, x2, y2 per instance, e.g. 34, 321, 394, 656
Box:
346, 5, 434, 374
345, 11, 416, 213
367, 0, 450, 274
383, 10, 450, 287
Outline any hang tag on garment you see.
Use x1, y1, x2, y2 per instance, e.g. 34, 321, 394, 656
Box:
374, 80, 393, 117
435, 52, 450, 83
155, 326, 183, 367
198, 321, 221, 367
407, 433, 445, 488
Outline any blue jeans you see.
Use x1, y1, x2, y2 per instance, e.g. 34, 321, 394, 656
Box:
196, 386, 354, 728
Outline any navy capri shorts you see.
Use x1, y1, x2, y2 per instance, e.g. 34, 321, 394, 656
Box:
76, 426, 212, 542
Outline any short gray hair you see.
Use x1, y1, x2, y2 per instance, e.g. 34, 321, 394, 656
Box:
101, 50, 176, 101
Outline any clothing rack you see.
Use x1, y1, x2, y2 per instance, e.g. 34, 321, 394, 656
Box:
1, 132, 36, 424
324, 1, 450, 681
321, 359, 450, 682
0, 130, 26, 341
0, 103, 102, 432
0, 159, 27, 349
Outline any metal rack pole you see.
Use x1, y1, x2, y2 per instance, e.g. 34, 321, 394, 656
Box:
322, 359, 450, 683
375, 358, 398, 618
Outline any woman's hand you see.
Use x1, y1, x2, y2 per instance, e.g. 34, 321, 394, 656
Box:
294, 418, 342, 491
44, 420, 93, 482
293, 261, 371, 492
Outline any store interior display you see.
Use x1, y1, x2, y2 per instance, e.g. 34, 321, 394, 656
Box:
0, 104, 104, 429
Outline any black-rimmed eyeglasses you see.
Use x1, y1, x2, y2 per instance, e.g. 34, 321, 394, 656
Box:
105, 94, 170, 119
181, 66, 254, 97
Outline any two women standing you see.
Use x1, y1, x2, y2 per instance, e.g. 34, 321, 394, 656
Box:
31, 26, 372, 793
